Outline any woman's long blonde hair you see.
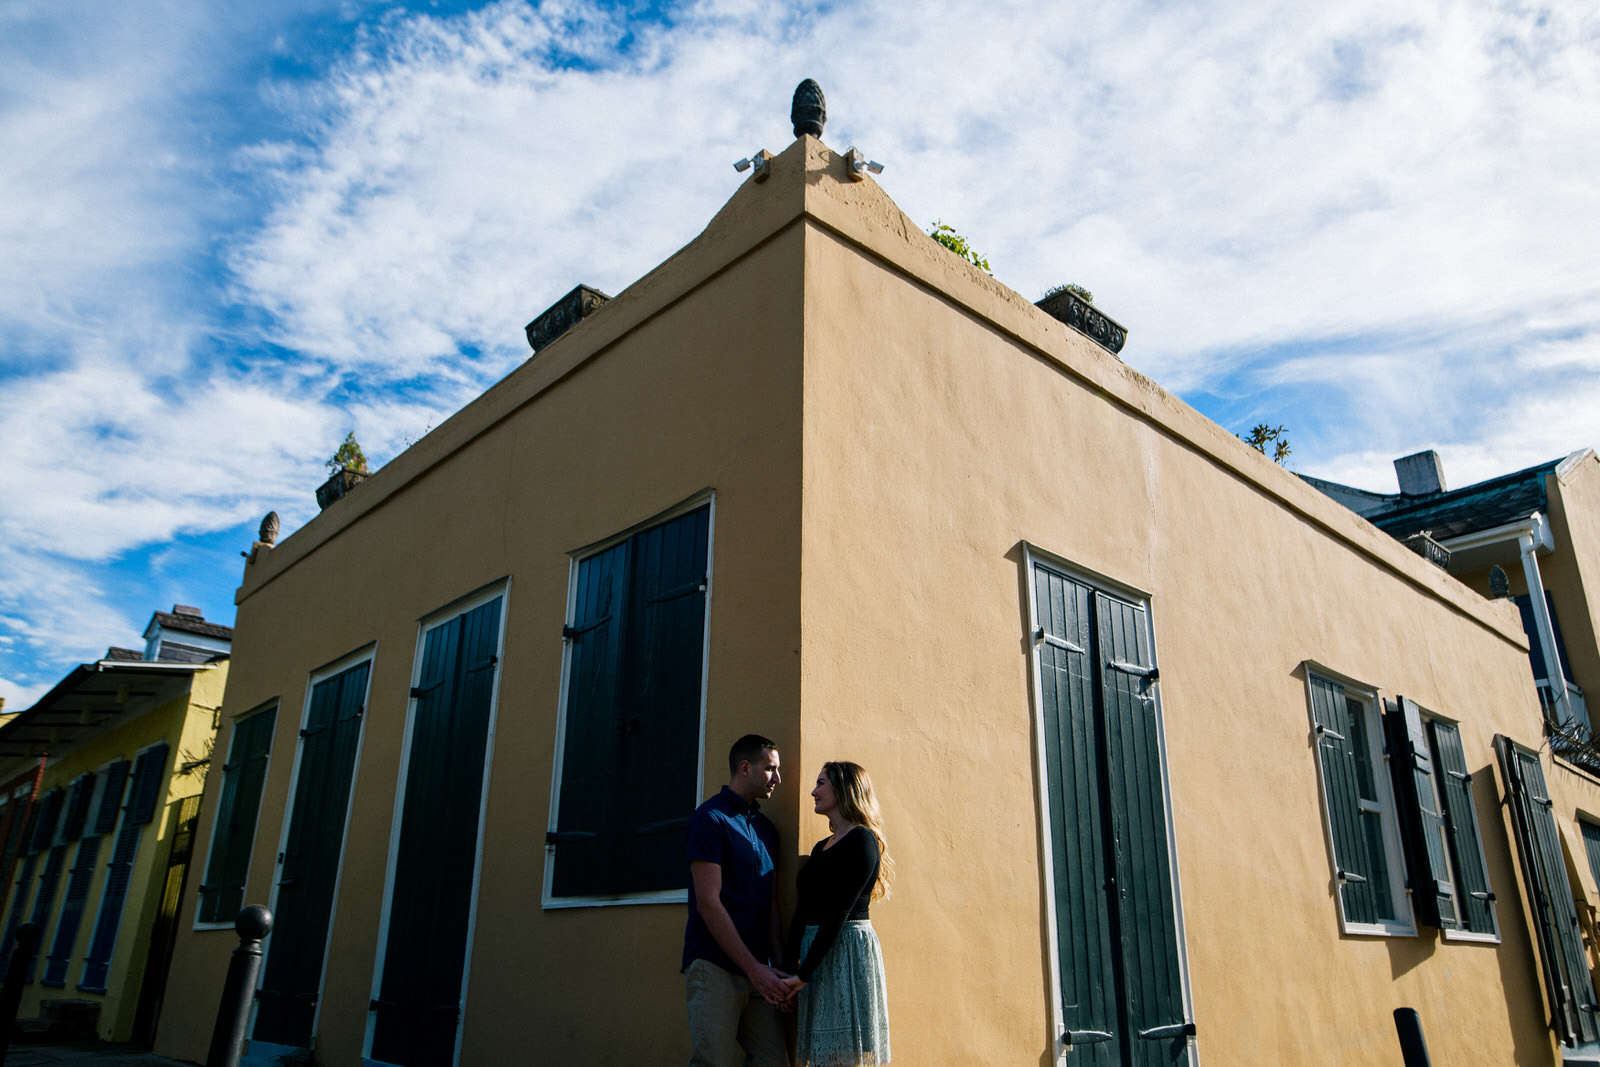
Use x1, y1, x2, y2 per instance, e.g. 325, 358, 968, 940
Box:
824, 761, 895, 901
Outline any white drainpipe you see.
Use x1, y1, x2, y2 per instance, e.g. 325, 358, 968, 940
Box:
1517, 513, 1577, 728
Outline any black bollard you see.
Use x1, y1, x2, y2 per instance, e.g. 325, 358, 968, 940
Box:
0, 923, 42, 1061
205, 905, 273, 1067
1394, 1007, 1433, 1067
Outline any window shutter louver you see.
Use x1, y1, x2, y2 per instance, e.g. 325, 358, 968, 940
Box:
126, 743, 170, 826
1383, 698, 1456, 929
29, 790, 65, 855
43, 836, 102, 986
1496, 735, 1600, 1045
25, 845, 68, 982
80, 820, 140, 992
93, 762, 130, 836
1428, 720, 1497, 936
1309, 677, 1379, 925
198, 708, 277, 924
60, 775, 96, 843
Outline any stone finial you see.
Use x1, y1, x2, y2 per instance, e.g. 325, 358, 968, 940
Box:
259, 511, 280, 546
1489, 564, 1510, 599
791, 79, 826, 139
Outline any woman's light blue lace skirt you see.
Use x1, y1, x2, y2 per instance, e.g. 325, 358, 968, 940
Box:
796, 921, 890, 1066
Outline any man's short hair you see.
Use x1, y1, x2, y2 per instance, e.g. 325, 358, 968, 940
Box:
728, 734, 777, 776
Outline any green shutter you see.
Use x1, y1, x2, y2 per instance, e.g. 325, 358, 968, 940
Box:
29, 789, 65, 855
1033, 562, 1192, 1066
372, 596, 502, 1067
552, 505, 709, 899
126, 744, 170, 826
92, 762, 130, 836
1383, 698, 1456, 929
43, 836, 102, 986
80, 822, 138, 991
618, 508, 708, 893
1035, 567, 1119, 1063
198, 707, 277, 924
255, 660, 368, 1048
60, 775, 96, 843
1496, 735, 1600, 1045
0, 851, 40, 970
1308, 677, 1380, 925
26, 844, 68, 981
1096, 593, 1189, 1065
1428, 721, 1496, 936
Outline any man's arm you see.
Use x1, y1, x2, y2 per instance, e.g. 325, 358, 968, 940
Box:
689, 860, 791, 1003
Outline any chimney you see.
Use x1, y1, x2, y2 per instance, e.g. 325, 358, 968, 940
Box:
1394, 451, 1447, 496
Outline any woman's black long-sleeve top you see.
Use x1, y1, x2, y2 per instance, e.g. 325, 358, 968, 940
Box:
784, 826, 880, 982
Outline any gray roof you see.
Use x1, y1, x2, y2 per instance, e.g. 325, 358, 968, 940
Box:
1364, 458, 1560, 541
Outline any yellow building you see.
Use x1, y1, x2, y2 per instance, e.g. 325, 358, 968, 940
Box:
0, 606, 229, 1044
153, 119, 1599, 1066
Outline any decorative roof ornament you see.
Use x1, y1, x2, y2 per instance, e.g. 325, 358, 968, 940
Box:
791, 79, 826, 139
1489, 564, 1510, 598
259, 511, 280, 547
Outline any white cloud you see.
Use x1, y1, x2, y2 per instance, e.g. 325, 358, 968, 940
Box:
3, 0, 1600, 704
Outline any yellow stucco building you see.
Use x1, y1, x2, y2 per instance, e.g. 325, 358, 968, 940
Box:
153, 125, 1600, 1066
0, 605, 230, 1045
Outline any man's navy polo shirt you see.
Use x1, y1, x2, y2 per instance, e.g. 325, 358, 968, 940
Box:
682, 785, 779, 974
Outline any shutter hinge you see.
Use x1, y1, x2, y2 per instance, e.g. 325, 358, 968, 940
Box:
546, 830, 599, 846
1064, 1030, 1113, 1045
562, 625, 580, 640
1336, 868, 1368, 884
1138, 1021, 1196, 1040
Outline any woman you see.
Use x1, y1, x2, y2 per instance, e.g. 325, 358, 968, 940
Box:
782, 761, 894, 1066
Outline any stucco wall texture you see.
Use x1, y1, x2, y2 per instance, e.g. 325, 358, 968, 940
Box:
158, 137, 1570, 1065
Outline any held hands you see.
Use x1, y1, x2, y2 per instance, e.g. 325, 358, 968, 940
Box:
777, 975, 806, 1011
750, 963, 795, 1006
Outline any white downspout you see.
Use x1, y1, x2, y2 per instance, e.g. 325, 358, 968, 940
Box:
1518, 512, 1577, 728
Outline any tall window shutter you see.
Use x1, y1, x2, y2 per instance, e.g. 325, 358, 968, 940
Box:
618, 508, 708, 893
1496, 735, 1600, 1045
26, 845, 68, 980
253, 659, 368, 1048
1308, 677, 1380, 925
0, 852, 40, 970
1033, 561, 1192, 1065
80, 819, 140, 992
1094, 592, 1188, 1057
372, 596, 502, 1067
43, 836, 103, 986
1033, 566, 1119, 1059
126, 743, 170, 826
552, 504, 710, 899
61, 775, 96, 843
1428, 721, 1496, 935
93, 763, 131, 836
29, 790, 65, 855
198, 708, 277, 924
552, 542, 627, 898
1383, 698, 1456, 929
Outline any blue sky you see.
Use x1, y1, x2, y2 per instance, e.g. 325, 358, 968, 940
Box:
2, 0, 1598, 707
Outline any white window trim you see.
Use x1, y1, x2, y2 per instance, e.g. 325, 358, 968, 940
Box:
192, 700, 280, 932
253, 643, 376, 1045
543, 491, 714, 910
1303, 664, 1416, 937
1021, 543, 1197, 1067
363, 580, 509, 1067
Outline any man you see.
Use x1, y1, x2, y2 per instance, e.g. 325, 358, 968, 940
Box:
683, 734, 791, 1067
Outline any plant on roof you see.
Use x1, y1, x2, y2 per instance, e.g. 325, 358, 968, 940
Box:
327, 431, 370, 475
928, 221, 991, 274
1240, 423, 1292, 466
1043, 283, 1094, 305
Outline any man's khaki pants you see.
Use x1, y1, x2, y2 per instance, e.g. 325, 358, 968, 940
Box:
685, 958, 789, 1067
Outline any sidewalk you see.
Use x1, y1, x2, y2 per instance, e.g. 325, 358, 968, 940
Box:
3, 1042, 195, 1066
